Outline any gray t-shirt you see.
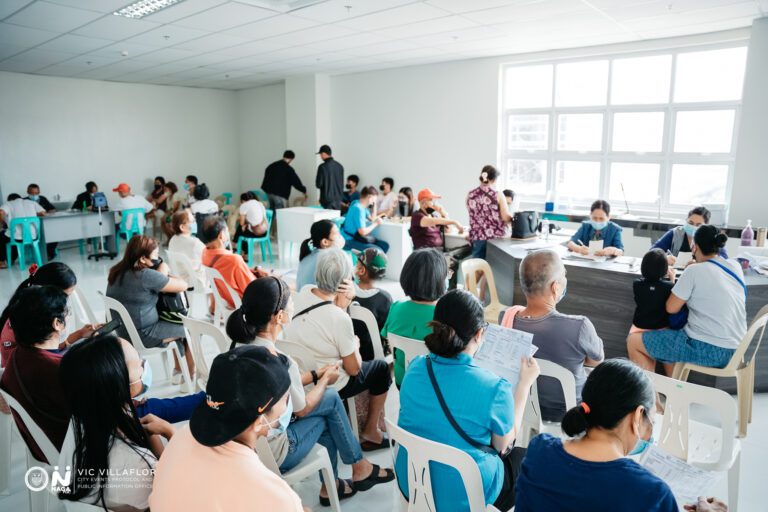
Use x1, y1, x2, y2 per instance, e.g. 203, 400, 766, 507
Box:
106, 269, 169, 331
501, 309, 604, 421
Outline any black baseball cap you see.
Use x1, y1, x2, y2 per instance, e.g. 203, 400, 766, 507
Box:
317, 144, 332, 155
190, 345, 291, 447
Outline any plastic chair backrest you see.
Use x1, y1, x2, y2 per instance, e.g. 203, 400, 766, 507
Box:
387, 333, 429, 369
119, 208, 145, 232
222, 192, 233, 205
252, 189, 269, 202
726, 307, 768, 370
8, 216, 41, 243
521, 359, 577, 438
100, 293, 150, 357
70, 287, 100, 326
255, 209, 274, 238
167, 250, 206, 291
204, 265, 242, 310
0, 387, 59, 465
461, 258, 501, 305
645, 371, 737, 470
385, 418, 491, 512
182, 316, 228, 387
349, 304, 386, 360
275, 339, 318, 372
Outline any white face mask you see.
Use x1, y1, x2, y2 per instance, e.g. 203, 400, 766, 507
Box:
332, 235, 345, 250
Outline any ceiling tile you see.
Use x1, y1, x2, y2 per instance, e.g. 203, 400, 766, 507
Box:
77, 58, 155, 79
124, 24, 212, 48
0, 0, 34, 20
636, 15, 757, 39
73, 14, 160, 40
46, 0, 135, 13
64, 54, 122, 70
346, 39, 421, 57
598, 0, 752, 21
406, 25, 505, 46
0, 22, 58, 47
0, 48, 77, 72
373, 15, 477, 39
463, 0, 590, 24
172, 52, 241, 67
5, 1, 103, 33
172, 32, 250, 52
175, 2, 275, 31
424, 0, 527, 14
33, 61, 85, 76
623, 2, 758, 30
261, 23, 358, 46
134, 47, 198, 63
210, 38, 287, 57
291, 0, 416, 23
336, 3, 450, 31
308, 32, 389, 52
223, 13, 319, 39
89, 41, 158, 59
141, 0, 229, 23
36, 34, 113, 53
202, 53, 274, 70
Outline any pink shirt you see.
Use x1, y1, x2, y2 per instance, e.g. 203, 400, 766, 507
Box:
149, 426, 304, 512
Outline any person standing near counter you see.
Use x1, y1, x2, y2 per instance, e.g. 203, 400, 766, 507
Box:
567, 200, 624, 257
261, 150, 308, 211
316, 145, 344, 210
651, 206, 727, 264
466, 165, 513, 259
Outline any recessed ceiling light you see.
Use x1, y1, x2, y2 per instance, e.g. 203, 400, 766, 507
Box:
113, 0, 187, 19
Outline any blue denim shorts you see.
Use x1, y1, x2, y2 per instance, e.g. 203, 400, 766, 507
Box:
642, 329, 734, 368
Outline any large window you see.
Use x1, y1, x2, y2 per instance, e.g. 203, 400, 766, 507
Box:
500, 45, 747, 213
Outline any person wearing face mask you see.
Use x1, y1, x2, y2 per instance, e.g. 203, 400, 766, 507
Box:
200, 216, 257, 309
396, 289, 540, 512
375, 177, 397, 217
0, 193, 47, 269
72, 181, 99, 211
498, 250, 604, 421
567, 199, 624, 257
341, 174, 360, 214
147, 175, 167, 209
111, 183, 155, 236
169, 210, 206, 283
341, 186, 390, 253
150, 345, 307, 512
227, 278, 394, 506
58, 334, 173, 510
296, 219, 349, 289
515, 359, 678, 512
183, 174, 198, 206
651, 206, 728, 265
394, 186, 417, 218
25, 183, 56, 212
107, 235, 195, 385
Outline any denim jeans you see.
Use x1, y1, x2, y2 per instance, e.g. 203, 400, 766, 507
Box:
471, 240, 488, 259
343, 237, 390, 254
279, 388, 363, 480
137, 392, 205, 424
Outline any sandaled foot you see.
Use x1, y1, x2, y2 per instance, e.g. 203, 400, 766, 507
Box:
319, 478, 356, 507
352, 463, 395, 492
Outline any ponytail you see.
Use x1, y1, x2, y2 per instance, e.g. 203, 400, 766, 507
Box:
693, 224, 728, 256
299, 238, 314, 261
225, 306, 258, 345
425, 290, 485, 358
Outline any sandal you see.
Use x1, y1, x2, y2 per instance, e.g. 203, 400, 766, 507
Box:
360, 434, 391, 452
319, 478, 356, 507
352, 463, 395, 492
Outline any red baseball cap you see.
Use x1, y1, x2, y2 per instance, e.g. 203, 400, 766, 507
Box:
417, 188, 441, 202
112, 183, 130, 193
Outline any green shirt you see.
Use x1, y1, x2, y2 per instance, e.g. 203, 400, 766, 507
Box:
381, 300, 436, 386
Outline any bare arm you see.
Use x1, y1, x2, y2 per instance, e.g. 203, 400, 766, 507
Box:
358, 217, 382, 236
294, 368, 340, 417
497, 191, 513, 223
666, 292, 686, 314
341, 351, 361, 377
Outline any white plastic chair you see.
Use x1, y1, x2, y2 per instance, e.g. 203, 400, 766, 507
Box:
517, 358, 577, 448
204, 266, 242, 329
461, 259, 508, 325
70, 288, 100, 327
255, 436, 341, 512
387, 333, 429, 369
276, 339, 359, 439
672, 305, 768, 438
385, 418, 500, 512
167, 250, 207, 292
182, 316, 229, 391
645, 371, 742, 511
350, 303, 392, 363
0, 385, 59, 512
100, 292, 192, 390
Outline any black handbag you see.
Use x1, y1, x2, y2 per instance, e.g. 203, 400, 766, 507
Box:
157, 291, 189, 324
511, 211, 540, 239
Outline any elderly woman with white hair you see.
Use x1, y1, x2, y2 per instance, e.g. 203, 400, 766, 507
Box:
498, 249, 605, 421
284, 248, 393, 451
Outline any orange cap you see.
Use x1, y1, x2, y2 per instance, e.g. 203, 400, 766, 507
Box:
417, 188, 441, 202
112, 183, 130, 193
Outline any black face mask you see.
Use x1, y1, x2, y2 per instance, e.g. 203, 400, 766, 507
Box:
154, 183, 161, 190
345, 184, 352, 190
425, 207, 436, 215
398, 200, 407, 215
379, 185, 385, 192
150, 258, 162, 270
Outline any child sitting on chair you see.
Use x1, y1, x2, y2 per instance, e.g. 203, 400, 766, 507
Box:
630, 248, 677, 334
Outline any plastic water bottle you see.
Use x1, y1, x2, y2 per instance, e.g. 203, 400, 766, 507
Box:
541, 219, 550, 241
741, 219, 754, 247
544, 191, 554, 212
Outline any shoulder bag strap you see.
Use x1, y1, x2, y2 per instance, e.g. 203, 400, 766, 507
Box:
426, 356, 496, 454
706, 260, 748, 298
293, 301, 333, 320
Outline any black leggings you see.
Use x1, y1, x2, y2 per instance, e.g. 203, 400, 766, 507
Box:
338, 359, 391, 398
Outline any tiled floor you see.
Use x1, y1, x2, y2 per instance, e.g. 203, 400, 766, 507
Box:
0, 244, 764, 511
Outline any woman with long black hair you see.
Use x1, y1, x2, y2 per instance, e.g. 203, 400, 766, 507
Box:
58, 333, 174, 511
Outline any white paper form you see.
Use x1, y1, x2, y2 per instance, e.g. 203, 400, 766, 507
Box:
473, 324, 536, 391
641, 445, 721, 504
588, 239, 604, 254
674, 252, 693, 269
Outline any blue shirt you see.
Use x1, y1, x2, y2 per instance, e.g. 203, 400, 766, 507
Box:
395, 353, 515, 511
342, 190, 360, 205
515, 434, 678, 512
296, 249, 321, 290
341, 200, 369, 241
570, 220, 624, 250
651, 228, 728, 258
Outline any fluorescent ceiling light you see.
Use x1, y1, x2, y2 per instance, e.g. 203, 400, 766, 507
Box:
113, 0, 187, 19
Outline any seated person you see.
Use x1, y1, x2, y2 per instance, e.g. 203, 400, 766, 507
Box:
353, 247, 392, 331
396, 290, 539, 512
227, 278, 394, 505
628, 225, 745, 376
297, 219, 347, 290
376, 177, 397, 217
147, 176, 168, 211
499, 250, 604, 421
284, 248, 392, 451
200, 216, 255, 309
341, 174, 360, 214
382, 248, 448, 387
72, 181, 98, 211
183, 175, 198, 206
149, 346, 306, 512
502, 189, 515, 237
25, 183, 56, 212
161, 181, 184, 238
631, 249, 676, 333
410, 188, 469, 289
0, 193, 46, 269
189, 183, 219, 229
652, 206, 728, 264
111, 183, 154, 234
234, 191, 268, 242
515, 360, 677, 512
168, 210, 206, 286
394, 187, 417, 218
341, 186, 389, 253
106, 235, 195, 383
58, 334, 174, 510
567, 199, 624, 257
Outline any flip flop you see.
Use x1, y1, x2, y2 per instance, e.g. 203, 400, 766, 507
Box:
352, 464, 395, 492
319, 478, 356, 507
360, 434, 391, 452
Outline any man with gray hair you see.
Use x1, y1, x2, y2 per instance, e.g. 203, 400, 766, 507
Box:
499, 249, 605, 421
284, 248, 393, 452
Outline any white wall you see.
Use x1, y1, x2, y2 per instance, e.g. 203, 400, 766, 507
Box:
0, 71, 240, 206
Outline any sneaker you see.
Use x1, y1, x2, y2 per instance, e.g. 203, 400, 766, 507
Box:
171, 370, 183, 385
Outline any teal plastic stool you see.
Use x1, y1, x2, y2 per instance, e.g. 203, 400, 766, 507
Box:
251, 189, 269, 203
6, 217, 42, 269
115, 208, 145, 252
237, 210, 274, 266
222, 193, 233, 205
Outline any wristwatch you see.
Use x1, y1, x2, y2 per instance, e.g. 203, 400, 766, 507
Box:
311, 370, 318, 385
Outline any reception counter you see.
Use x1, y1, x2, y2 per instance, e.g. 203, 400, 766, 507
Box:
486, 238, 768, 392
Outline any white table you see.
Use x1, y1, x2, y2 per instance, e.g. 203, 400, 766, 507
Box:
276, 207, 340, 264
40, 210, 116, 262
372, 221, 413, 280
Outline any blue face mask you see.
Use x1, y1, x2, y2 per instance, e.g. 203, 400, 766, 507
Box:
683, 223, 698, 237
190, 222, 198, 235
557, 283, 567, 303
268, 396, 293, 437
183, 183, 190, 191
590, 220, 608, 231
131, 359, 153, 398
28, 194, 40, 201
628, 412, 653, 456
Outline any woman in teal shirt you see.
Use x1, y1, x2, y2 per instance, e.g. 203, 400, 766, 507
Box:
567, 199, 624, 257
395, 290, 540, 511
